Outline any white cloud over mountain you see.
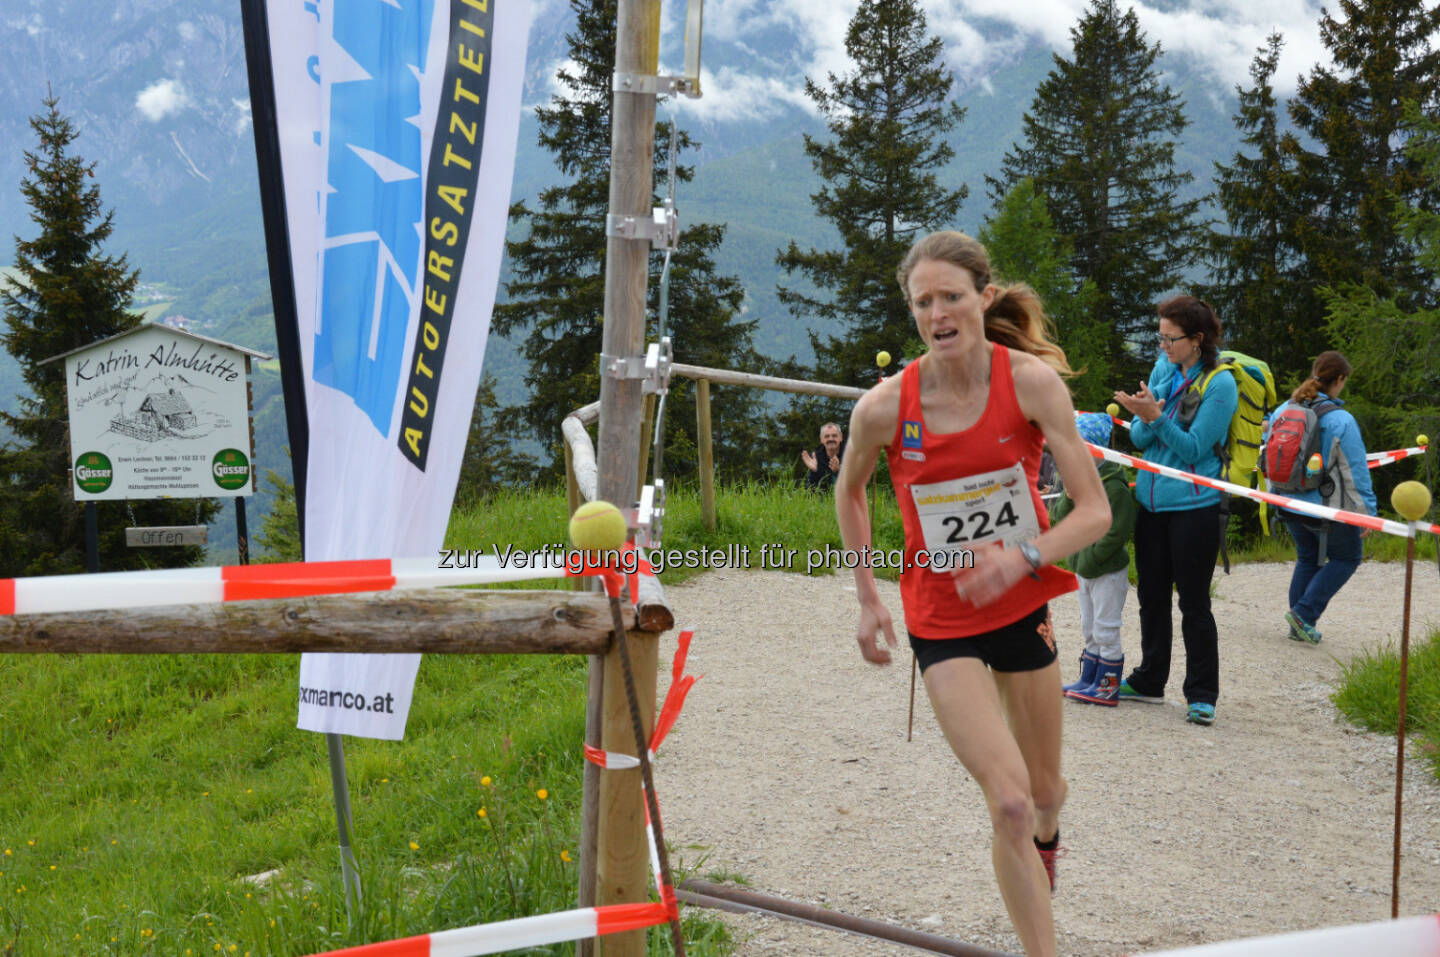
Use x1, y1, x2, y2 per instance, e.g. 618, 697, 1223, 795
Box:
638, 0, 1331, 124
135, 79, 191, 122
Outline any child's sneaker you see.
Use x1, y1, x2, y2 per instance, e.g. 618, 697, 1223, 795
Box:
1187, 702, 1216, 725
1285, 610, 1322, 644
1117, 680, 1164, 703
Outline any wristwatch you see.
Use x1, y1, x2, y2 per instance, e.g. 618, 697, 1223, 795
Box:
1018, 541, 1043, 581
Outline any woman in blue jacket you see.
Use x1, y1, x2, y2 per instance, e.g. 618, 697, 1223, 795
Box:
1265, 351, 1377, 644
1111, 297, 1238, 726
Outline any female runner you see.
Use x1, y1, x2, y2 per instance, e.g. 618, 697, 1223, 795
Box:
835, 231, 1110, 957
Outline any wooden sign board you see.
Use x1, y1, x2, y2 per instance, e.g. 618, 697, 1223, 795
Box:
46, 325, 270, 502
125, 526, 209, 548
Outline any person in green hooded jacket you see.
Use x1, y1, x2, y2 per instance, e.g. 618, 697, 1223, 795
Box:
1050, 412, 1136, 706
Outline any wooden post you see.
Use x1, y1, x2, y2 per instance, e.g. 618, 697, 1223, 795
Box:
596, 629, 658, 957
594, 1, 662, 953
637, 393, 656, 501
696, 378, 715, 532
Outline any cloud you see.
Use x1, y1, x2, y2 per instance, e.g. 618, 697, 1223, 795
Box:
653, 0, 1333, 124
672, 66, 815, 123
135, 79, 191, 122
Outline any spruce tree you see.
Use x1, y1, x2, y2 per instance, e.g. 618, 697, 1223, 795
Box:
1285, 0, 1440, 307
495, 0, 768, 482
0, 96, 217, 576
1207, 33, 1317, 382
455, 375, 536, 503
978, 179, 1105, 411
777, 0, 966, 388
989, 0, 1201, 382
1321, 103, 1440, 475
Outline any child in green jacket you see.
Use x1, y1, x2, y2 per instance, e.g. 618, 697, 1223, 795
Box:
1051, 412, 1136, 706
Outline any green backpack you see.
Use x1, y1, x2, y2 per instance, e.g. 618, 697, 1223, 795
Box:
1181, 350, 1277, 487
1177, 350, 1278, 570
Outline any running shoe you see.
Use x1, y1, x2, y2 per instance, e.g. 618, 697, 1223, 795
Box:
1034, 834, 1064, 893
1284, 610, 1322, 644
1117, 680, 1164, 703
1187, 702, 1216, 725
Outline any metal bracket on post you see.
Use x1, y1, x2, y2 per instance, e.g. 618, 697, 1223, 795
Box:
606, 205, 679, 250
612, 72, 701, 99
610, 0, 704, 100
633, 478, 666, 549
600, 337, 672, 396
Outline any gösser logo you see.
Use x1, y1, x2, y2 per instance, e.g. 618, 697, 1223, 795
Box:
75, 452, 114, 494
212, 449, 251, 491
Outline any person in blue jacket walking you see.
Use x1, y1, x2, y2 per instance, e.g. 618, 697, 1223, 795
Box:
1264, 351, 1377, 644
1111, 296, 1238, 726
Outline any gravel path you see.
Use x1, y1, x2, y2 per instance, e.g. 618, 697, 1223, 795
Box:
652, 561, 1440, 955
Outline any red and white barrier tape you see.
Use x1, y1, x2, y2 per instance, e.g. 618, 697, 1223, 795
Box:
0, 549, 660, 617
1132, 913, 1440, 956
1099, 413, 1430, 468
306, 900, 671, 957
1086, 442, 1440, 538
1367, 445, 1429, 468
583, 629, 699, 770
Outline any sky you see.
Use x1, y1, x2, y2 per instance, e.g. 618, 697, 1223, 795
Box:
534, 0, 1336, 124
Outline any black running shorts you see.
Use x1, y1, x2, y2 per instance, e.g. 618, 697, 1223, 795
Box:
909, 603, 1057, 675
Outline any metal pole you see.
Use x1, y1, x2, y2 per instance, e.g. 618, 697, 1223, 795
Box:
1391, 531, 1416, 918
235, 497, 249, 565
678, 880, 1015, 956
85, 502, 99, 573
327, 733, 363, 921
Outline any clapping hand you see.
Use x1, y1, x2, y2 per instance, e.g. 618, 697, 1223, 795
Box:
1113, 381, 1163, 423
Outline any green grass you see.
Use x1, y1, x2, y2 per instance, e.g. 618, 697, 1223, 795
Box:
444, 480, 906, 585
0, 651, 730, 955
1333, 629, 1440, 783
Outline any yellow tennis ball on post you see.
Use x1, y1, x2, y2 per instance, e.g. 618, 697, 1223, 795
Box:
1106, 403, 1120, 418
876, 350, 892, 369
1418, 434, 1430, 447
1391, 481, 1432, 521
569, 500, 629, 551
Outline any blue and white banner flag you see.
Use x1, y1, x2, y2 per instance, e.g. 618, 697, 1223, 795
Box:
250, 0, 532, 739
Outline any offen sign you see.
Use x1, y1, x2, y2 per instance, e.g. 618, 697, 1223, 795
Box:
125, 526, 209, 547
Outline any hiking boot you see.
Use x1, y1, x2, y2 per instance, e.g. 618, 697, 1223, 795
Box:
1034, 833, 1064, 893
1117, 679, 1164, 703
1285, 610, 1322, 644
1187, 702, 1216, 726
1062, 651, 1099, 694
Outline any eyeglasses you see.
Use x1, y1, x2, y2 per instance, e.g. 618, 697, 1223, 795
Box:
1157, 332, 1193, 346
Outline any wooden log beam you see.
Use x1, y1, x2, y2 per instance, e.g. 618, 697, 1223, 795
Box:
670, 362, 865, 400
0, 590, 645, 654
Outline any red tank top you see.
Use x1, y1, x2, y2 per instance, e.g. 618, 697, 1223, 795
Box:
886, 344, 1076, 639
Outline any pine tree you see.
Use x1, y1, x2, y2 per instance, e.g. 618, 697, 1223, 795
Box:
777, 0, 966, 389
256, 468, 302, 563
989, 0, 1201, 382
1321, 103, 1440, 480
1206, 33, 1316, 383
1285, 0, 1440, 307
0, 96, 218, 576
455, 375, 536, 503
978, 179, 1105, 411
495, 0, 768, 482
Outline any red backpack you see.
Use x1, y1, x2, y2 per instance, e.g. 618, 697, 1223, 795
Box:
1261, 398, 1339, 492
